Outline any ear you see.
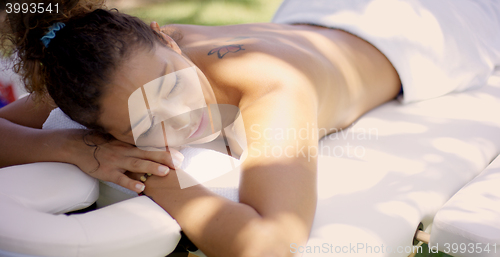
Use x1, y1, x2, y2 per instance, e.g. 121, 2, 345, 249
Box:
150, 21, 182, 55
162, 34, 182, 55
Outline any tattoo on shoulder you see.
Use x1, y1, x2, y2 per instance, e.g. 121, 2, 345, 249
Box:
208, 44, 245, 59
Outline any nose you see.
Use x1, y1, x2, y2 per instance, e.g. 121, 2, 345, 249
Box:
154, 103, 192, 131
167, 112, 191, 131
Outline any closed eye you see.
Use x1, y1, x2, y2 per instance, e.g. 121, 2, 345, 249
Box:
141, 116, 155, 137
141, 74, 181, 137
166, 74, 181, 97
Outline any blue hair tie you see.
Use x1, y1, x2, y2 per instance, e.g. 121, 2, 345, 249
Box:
41, 22, 66, 48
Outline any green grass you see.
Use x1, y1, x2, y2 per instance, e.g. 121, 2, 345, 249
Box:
119, 0, 283, 26
118, 1, 455, 256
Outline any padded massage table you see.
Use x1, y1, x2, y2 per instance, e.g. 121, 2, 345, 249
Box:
1, 70, 500, 257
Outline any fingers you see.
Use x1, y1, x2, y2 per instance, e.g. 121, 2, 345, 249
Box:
128, 147, 184, 172
123, 170, 143, 182
113, 172, 145, 193
168, 148, 185, 168
77, 137, 185, 192
106, 140, 181, 172
123, 157, 171, 177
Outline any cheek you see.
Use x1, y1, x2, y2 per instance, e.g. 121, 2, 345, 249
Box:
177, 66, 208, 109
112, 133, 135, 145
195, 68, 217, 106
109, 131, 135, 144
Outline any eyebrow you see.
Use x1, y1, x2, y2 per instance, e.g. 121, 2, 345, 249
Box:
122, 62, 168, 136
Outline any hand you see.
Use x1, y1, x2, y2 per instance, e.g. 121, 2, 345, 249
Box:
63, 129, 184, 193
124, 169, 182, 196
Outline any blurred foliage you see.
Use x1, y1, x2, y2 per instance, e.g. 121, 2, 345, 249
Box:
116, 0, 283, 26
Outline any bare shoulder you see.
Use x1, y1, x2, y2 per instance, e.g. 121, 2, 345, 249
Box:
0, 93, 56, 128
200, 39, 315, 104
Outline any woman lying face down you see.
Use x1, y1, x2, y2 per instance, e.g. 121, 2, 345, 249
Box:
0, 0, 402, 256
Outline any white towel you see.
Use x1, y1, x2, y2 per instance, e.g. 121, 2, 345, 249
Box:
42, 108, 240, 203
272, 0, 500, 103
42, 108, 87, 130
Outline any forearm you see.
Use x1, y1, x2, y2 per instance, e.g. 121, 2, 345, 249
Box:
0, 117, 74, 168
144, 168, 312, 257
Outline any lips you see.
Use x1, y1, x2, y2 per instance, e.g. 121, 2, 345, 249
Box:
188, 109, 208, 139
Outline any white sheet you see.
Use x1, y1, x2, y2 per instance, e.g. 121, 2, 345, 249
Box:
272, 0, 500, 103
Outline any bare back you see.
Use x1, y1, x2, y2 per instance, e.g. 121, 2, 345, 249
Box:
166, 23, 401, 136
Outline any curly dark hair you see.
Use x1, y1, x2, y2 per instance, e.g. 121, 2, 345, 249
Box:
0, 0, 167, 134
